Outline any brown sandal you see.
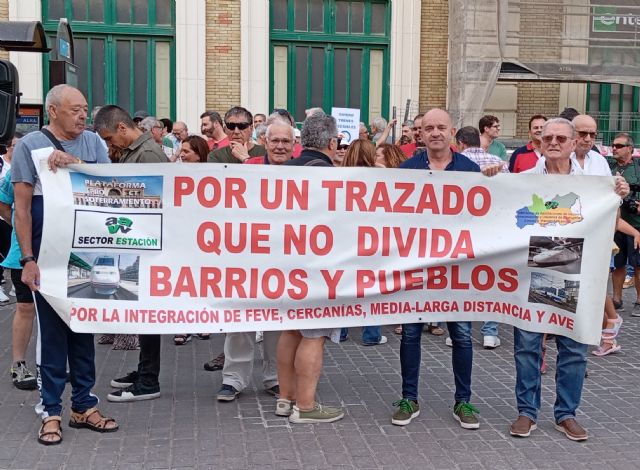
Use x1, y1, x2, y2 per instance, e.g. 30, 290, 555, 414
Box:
69, 407, 119, 433
38, 416, 62, 445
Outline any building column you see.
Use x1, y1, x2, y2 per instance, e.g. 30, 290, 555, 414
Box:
389, 0, 421, 122
176, 0, 206, 133
240, 0, 269, 115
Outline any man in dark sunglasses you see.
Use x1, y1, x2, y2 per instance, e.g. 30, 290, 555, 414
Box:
571, 114, 610, 175
208, 106, 266, 164
607, 132, 640, 314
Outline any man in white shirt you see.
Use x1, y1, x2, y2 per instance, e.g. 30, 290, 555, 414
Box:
570, 115, 611, 177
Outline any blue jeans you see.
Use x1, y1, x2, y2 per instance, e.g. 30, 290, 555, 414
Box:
513, 327, 587, 423
340, 326, 382, 344
480, 321, 498, 337
400, 321, 472, 403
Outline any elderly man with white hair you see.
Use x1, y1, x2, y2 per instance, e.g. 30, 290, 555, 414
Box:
510, 117, 628, 442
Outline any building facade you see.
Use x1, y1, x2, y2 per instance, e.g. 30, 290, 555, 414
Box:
4, 0, 639, 142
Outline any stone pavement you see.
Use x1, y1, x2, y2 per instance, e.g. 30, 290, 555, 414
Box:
0, 288, 639, 470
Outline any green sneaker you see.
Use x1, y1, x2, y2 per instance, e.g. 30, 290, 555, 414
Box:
289, 403, 344, 424
391, 399, 420, 426
453, 401, 480, 429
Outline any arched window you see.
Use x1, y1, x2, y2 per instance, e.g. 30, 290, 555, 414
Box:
43, 0, 175, 119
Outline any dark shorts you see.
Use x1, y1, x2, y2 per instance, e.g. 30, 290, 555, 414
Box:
613, 231, 640, 269
10, 269, 33, 304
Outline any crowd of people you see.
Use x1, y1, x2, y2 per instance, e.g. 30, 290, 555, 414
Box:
0, 83, 634, 445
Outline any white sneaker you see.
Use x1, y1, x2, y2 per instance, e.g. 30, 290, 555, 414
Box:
445, 337, 453, 347
0, 288, 9, 303
8, 286, 15, 296
256, 331, 263, 343
377, 335, 388, 345
483, 336, 501, 349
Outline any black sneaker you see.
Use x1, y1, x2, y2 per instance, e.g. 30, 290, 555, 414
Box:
265, 385, 280, 397
110, 371, 139, 389
107, 383, 160, 402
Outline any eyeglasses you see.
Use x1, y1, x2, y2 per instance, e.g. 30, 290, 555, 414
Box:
268, 138, 293, 146
577, 131, 597, 139
541, 135, 571, 144
225, 122, 251, 131
612, 143, 632, 149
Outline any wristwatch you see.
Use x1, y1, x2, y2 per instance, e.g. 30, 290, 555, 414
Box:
19, 255, 36, 267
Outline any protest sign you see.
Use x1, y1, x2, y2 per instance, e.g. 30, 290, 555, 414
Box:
39, 163, 618, 344
331, 107, 360, 144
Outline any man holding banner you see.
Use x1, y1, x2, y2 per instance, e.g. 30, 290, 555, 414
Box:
392, 109, 482, 429
511, 118, 627, 441
12, 85, 118, 445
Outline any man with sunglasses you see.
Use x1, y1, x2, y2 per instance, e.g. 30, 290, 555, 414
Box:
607, 133, 640, 314
208, 107, 266, 164
511, 118, 628, 442
571, 115, 610, 175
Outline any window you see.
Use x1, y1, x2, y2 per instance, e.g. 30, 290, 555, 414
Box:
270, 0, 390, 123
587, 83, 640, 145
43, 0, 175, 119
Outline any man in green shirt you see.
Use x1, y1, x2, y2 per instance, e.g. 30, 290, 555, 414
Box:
479, 115, 508, 161
208, 106, 266, 164
93, 105, 169, 164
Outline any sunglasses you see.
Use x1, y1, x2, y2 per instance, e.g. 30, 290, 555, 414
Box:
225, 122, 251, 131
612, 143, 632, 149
541, 135, 571, 144
577, 131, 597, 139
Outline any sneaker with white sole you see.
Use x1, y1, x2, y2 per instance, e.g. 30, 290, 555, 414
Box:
391, 399, 420, 426
289, 403, 344, 424
483, 336, 501, 349
0, 288, 9, 303
275, 398, 293, 416
453, 401, 480, 429
363, 335, 388, 346
445, 337, 453, 347
110, 370, 139, 389
107, 383, 160, 402
216, 384, 240, 401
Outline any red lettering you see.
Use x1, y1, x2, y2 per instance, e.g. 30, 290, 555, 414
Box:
225, 268, 247, 298
369, 182, 392, 212
150, 266, 172, 296
450, 265, 470, 289
225, 178, 247, 208
173, 177, 194, 207
174, 267, 198, 297
451, 230, 475, 258
356, 270, 376, 298
498, 268, 519, 292
320, 269, 343, 300
357, 226, 377, 256
471, 265, 495, 291
288, 269, 308, 300
200, 267, 222, 297
430, 229, 452, 257
426, 266, 448, 289
322, 180, 343, 211
261, 268, 286, 299
251, 223, 270, 254
468, 186, 491, 216
392, 183, 415, 213
346, 181, 368, 211
442, 185, 464, 215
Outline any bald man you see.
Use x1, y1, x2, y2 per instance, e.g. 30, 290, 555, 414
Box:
570, 114, 610, 176
394, 109, 482, 430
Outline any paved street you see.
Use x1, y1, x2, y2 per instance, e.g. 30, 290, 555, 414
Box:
0, 287, 639, 470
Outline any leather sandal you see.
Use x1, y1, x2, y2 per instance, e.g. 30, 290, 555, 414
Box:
38, 416, 63, 445
69, 407, 119, 433
174, 334, 192, 345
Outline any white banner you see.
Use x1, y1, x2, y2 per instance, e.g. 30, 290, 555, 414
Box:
38, 163, 618, 344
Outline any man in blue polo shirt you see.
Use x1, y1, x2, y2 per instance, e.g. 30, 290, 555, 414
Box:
392, 108, 482, 429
